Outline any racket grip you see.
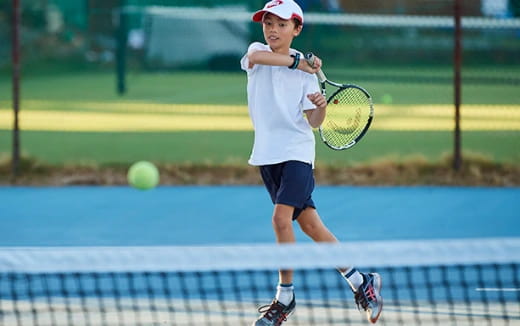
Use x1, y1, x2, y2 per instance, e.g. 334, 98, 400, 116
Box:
304, 52, 317, 66
305, 52, 327, 83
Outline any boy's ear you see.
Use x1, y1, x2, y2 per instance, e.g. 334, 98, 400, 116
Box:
293, 24, 303, 37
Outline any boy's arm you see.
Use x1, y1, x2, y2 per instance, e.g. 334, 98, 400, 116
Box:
248, 50, 327, 127
305, 92, 327, 128
248, 51, 319, 74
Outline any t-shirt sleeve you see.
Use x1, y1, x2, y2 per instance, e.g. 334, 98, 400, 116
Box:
240, 42, 268, 72
301, 72, 321, 111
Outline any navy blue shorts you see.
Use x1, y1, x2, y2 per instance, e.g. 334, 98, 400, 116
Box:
259, 160, 316, 220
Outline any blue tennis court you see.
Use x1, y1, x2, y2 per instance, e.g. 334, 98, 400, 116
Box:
1, 186, 518, 246
1, 186, 519, 326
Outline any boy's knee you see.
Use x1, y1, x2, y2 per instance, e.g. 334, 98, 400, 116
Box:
272, 213, 292, 232
300, 221, 320, 236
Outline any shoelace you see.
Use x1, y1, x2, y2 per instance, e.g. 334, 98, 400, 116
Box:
355, 291, 368, 310
258, 302, 289, 325
355, 282, 376, 311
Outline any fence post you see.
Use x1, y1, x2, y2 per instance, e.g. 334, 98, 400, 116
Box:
11, 0, 21, 179
115, 0, 127, 95
453, 0, 462, 171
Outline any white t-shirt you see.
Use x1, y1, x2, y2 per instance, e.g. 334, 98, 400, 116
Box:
240, 42, 320, 166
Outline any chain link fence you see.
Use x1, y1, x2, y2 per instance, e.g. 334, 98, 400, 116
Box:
1, 0, 519, 180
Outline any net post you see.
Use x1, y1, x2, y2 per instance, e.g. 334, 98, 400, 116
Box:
11, 0, 21, 180
115, 0, 127, 95
453, 0, 462, 171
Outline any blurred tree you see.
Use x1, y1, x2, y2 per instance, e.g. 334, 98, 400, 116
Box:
336, 0, 481, 15
0, 0, 8, 12
511, 0, 520, 16
88, 0, 118, 35
23, 1, 46, 29
0, 0, 8, 68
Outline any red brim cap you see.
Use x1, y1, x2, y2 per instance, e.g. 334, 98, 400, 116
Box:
252, 10, 303, 24
251, 1, 304, 24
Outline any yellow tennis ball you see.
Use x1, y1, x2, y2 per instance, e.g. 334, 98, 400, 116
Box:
127, 161, 159, 190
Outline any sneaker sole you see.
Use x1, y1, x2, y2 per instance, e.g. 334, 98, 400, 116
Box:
368, 273, 383, 324
252, 305, 296, 326
253, 309, 296, 326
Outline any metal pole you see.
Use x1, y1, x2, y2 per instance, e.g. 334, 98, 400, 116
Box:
11, 0, 21, 179
115, 1, 127, 95
453, 0, 462, 171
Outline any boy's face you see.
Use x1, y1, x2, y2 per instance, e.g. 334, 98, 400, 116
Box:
262, 13, 302, 53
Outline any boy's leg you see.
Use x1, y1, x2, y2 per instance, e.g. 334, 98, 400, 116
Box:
297, 208, 363, 286
296, 207, 338, 243
254, 161, 312, 325
272, 203, 296, 285
297, 208, 362, 287
253, 203, 296, 326
297, 207, 382, 323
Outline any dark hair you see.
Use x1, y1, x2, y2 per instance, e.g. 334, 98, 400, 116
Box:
293, 18, 302, 29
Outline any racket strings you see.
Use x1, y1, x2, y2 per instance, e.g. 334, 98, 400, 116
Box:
327, 107, 361, 134
321, 88, 372, 149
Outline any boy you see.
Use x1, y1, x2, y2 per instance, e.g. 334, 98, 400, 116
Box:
240, 1, 383, 325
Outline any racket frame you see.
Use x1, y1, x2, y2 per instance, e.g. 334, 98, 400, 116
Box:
305, 53, 374, 150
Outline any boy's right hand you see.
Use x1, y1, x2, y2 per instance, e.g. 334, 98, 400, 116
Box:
299, 55, 322, 74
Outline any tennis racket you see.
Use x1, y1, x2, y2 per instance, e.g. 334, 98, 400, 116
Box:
305, 53, 374, 150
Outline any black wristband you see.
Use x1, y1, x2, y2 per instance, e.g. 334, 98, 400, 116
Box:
289, 53, 300, 70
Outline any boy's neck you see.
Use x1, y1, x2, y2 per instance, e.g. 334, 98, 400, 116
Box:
269, 46, 291, 55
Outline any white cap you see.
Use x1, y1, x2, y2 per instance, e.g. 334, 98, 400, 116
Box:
252, 0, 304, 25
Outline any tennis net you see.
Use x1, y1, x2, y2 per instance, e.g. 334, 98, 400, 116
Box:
1, 238, 519, 325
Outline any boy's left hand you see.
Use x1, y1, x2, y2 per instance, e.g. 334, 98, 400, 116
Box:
307, 92, 327, 110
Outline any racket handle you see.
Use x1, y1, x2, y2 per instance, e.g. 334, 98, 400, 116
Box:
305, 52, 327, 83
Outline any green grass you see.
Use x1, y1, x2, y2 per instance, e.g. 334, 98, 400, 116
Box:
0, 69, 518, 166
1, 69, 519, 106
2, 69, 519, 105
1, 130, 518, 165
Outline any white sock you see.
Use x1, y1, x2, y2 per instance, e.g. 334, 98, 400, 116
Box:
275, 283, 294, 306
343, 268, 364, 292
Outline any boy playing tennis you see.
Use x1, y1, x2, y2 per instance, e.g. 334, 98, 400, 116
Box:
240, 1, 383, 325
